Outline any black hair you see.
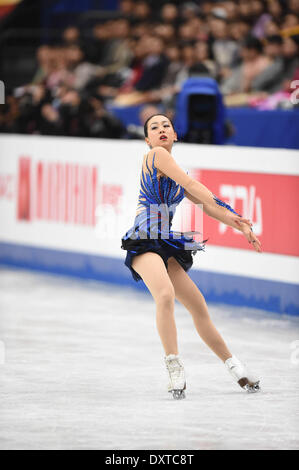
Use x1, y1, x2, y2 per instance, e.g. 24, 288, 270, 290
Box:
241, 35, 263, 53
290, 34, 299, 46
144, 113, 175, 137
266, 34, 283, 45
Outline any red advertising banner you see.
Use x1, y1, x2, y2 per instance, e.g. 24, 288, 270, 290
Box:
191, 169, 299, 257
17, 156, 31, 221
18, 157, 99, 226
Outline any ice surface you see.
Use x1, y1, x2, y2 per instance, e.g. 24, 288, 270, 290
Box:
0, 267, 298, 450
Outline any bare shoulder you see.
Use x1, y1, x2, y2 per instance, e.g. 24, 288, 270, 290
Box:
147, 147, 172, 177
148, 146, 172, 159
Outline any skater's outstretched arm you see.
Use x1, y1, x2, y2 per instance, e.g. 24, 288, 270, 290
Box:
185, 193, 262, 252
152, 146, 252, 232
178, 166, 262, 251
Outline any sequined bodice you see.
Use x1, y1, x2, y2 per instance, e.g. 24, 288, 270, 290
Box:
122, 150, 238, 255
122, 152, 186, 241
135, 152, 185, 219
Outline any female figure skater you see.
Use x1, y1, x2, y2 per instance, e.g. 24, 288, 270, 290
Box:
121, 114, 262, 399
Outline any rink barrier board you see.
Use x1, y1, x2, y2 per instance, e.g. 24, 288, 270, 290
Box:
1, 135, 299, 317
0, 241, 298, 317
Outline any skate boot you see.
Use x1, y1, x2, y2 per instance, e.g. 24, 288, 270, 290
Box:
164, 354, 186, 400
225, 355, 261, 393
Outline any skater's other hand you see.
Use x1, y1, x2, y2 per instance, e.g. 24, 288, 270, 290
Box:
228, 214, 252, 232
241, 225, 262, 253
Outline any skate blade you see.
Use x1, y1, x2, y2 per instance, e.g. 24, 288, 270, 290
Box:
170, 389, 186, 400
239, 378, 261, 393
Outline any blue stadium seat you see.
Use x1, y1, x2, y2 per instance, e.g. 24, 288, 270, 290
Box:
174, 77, 227, 145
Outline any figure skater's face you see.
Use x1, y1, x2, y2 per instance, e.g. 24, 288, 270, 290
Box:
145, 115, 177, 151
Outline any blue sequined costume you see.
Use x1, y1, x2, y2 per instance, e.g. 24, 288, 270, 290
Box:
121, 152, 240, 282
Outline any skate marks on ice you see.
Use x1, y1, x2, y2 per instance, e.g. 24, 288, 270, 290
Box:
0, 267, 298, 450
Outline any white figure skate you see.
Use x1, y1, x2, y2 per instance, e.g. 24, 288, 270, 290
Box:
225, 355, 261, 393
165, 354, 186, 400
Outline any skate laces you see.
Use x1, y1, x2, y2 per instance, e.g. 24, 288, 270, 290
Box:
165, 355, 184, 380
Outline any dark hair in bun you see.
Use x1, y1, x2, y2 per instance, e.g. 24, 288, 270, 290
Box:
144, 114, 175, 137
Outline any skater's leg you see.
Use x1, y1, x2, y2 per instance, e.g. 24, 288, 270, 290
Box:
132, 252, 177, 356
167, 257, 232, 362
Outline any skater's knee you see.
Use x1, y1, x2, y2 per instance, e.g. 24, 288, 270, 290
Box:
155, 286, 175, 307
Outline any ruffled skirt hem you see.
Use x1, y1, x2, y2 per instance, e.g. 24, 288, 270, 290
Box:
121, 236, 207, 282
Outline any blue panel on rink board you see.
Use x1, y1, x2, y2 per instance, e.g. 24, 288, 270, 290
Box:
0, 242, 298, 317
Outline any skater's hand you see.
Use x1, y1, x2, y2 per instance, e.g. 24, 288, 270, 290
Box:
240, 225, 262, 253
226, 214, 262, 252
227, 213, 253, 232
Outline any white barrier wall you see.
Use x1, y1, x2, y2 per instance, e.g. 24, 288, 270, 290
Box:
0, 134, 298, 315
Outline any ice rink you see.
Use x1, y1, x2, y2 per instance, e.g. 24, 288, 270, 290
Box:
0, 267, 298, 450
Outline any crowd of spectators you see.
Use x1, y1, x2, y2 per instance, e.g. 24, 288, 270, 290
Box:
0, 0, 298, 138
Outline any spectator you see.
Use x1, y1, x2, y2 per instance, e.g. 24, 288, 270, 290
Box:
281, 13, 299, 30
31, 45, 54, 85
188, 16, 206, 41
264, 34, 284, 59
17, 84, 52, 134
127, 104, 162, 138
160, 3, 180, 27
41, 89, 83, 136
180, 2, 200, 21
98, 19, 132, 75
81, 95, 126, 139
3, 0, 299, 138
62, 26, 80, 45
267, 0, 284, 23
79, 19, 133, 93
131, 22, 151, 39
238, 0, 255, 24
44, 45, 70, 91
175, 44, 197, 86
201, 1, 215, 15
230, 20, 251, 41
287, 0, 299, 14
96, 36, 147, 99
282, 35, 299, 81
250, 1, 265, 19
119, 38, 147, 92
220, 1, 240, 21
251, 10, 272, 39
251, 35, 285, 93
65, 44, 84, 71
264, 19, 281, 37
210, 17, 239, 70
138, 45, 184, 109
221, 36, 271, 94
162, 45, 184, 87
134, 36, 169, 92
85, 22, 111, 64
154, 23, 176, 45
132, 1, 152, 23
62, 44, 102, 91
0, 94, 20, 133
192, 40, 217, 78
178, 21, 197, 45
119, 0, 135, 17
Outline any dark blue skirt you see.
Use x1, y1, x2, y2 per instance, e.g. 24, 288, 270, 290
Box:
121, 236, 202, 282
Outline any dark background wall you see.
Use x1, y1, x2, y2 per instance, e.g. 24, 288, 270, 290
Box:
0, 0, 119, 89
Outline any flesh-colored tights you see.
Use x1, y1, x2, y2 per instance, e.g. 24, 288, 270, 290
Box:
132, 252, 232, 362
